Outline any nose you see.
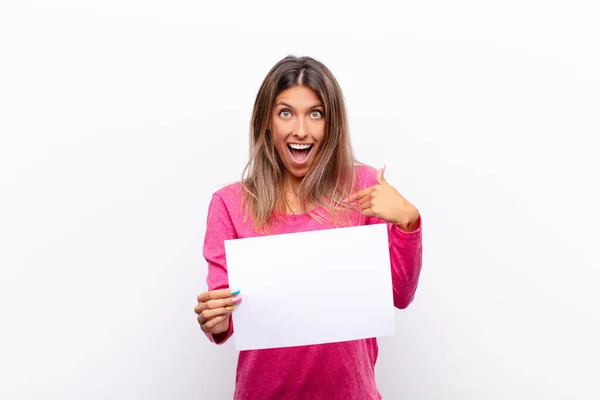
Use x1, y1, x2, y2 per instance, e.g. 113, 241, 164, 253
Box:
293, 118, 308, 139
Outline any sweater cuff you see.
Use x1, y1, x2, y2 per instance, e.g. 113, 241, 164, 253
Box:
391, 214, 422, 236
205, 314, 234, 345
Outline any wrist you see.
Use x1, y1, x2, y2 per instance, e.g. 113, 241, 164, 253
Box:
394, 210, 420, 232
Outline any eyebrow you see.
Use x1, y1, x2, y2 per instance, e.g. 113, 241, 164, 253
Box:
275, 102, 324, 109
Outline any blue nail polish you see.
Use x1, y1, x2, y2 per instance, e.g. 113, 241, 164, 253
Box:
230, 289, 240, 296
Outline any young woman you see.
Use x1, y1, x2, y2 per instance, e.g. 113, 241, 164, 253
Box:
194, 55, 423, 399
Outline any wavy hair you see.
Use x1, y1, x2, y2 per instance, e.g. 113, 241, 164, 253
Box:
241, 55, 360, 233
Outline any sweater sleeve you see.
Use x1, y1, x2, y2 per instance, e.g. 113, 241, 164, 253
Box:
202, 193, 238, 344
366, 214, 423, 309
385, 217, 422, 309
359, 167, 423, 309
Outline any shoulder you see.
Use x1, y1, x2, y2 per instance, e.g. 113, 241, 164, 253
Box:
354, 163, 378, 190
208, 182, 242, 221
212, 181, 242, 202
207, 182, 244, 217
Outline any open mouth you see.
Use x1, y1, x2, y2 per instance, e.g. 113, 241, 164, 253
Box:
287, 143, 314, 164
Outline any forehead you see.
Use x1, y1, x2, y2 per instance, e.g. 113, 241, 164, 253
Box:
274, 85, 322, 106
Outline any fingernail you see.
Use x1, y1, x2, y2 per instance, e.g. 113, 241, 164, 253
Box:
230, 289, 240, 296
232, 296, 242, 304
382, 164, 387, 173
225, 305, 236, 311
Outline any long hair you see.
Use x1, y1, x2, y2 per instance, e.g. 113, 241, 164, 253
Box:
241, 55, 359, 233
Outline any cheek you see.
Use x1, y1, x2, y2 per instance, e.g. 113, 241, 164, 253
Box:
271, 121, 288, 142
273, 132, 287, 149
269, 125, 284, 144
315, 122, 326, 142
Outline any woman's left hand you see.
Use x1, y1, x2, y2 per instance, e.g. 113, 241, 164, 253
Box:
348, 167, 420, 232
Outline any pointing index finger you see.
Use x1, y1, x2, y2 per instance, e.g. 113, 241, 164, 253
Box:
348, 186, 373, 202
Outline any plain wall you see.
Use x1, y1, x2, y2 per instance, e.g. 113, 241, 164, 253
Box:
1, 1, 599, 399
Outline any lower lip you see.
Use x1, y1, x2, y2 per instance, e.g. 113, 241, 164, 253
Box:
287, 146, 313, 166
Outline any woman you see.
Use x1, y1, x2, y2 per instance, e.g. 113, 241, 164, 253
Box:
195, 55, 423, 399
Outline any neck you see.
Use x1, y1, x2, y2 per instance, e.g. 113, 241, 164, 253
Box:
283, 172, 303, 196
283, 173, 316, 214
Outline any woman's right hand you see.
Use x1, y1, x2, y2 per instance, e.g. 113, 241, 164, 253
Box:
195, 288, 241, 334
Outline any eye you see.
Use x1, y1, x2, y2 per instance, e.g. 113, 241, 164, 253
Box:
279, 109, 292, 118
311, 110, 324, 119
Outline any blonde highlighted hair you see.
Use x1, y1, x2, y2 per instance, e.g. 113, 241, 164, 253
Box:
241, 55, 360, 233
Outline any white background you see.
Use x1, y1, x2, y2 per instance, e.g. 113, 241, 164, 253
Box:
1, 1, 599, 399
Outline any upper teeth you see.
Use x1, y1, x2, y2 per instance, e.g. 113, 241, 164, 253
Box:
289, 144, 312, 150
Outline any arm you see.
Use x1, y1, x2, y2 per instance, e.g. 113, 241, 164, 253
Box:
385, 216, 423, 309
202, 193, 238, 344
351, 166, 423, 309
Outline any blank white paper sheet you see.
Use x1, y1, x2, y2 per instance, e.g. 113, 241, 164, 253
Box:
224, 223, 395, 351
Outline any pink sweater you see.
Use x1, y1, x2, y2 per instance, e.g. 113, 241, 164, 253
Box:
203, 165, 423, 400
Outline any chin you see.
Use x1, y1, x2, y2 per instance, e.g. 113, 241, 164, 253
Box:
287, 167, 308, 180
